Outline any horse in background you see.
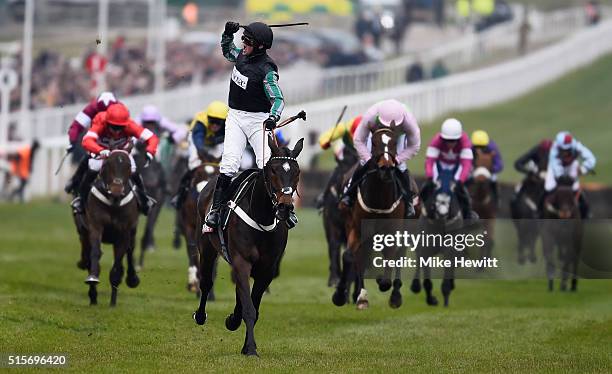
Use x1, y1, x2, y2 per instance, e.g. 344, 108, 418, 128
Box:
77, 149, 140, 306
541, 176, 583, 292
412, 164, 463, 307
333, 126, 408, 310
468, 148, 496, 261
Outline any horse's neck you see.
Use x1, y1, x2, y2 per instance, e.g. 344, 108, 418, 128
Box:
244, 173, 275, 221
360, 168, 399, 206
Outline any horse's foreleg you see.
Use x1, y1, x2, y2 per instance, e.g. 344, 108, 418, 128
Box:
327, 237, 342, 288
86, 225, 103, 284
126, 229, 140, 289
389, 255, 403, 308
423, 260, 438, 306
332, 237, 355, 307
232, 255, 258, 356
542, 235, 555, 292
251, 274, 274, 327
109, 239, 127, 307
193, 240, 217, 326
441, 257, 455, 307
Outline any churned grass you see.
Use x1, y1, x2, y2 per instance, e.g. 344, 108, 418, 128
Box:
0, 203, 610, 372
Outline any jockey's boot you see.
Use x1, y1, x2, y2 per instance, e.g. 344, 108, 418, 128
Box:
339, 163, 368, 209
65, 156, 88, 195
170, 169, 193, 210
455, 182, 478, 220
131, 173, 156, 216
205, 173, 232, 228
72, 170, 98, 214
397, 169, 416, 218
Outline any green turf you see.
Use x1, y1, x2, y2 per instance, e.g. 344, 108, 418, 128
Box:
317, 53, 612, 185
0, 203, 610, 372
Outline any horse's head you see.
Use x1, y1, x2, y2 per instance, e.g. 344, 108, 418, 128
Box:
265, 135, 304, 222
426, 166, 460, 220
546, 176, 578, 219
473, 148, 494, 183
100, 150, 132, 199
371, 126, 400, 176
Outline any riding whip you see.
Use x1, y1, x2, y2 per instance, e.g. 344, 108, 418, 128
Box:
239, 22, 309, 29
262, 110, 307, 163
54, 150, 70, 175
328, 105, 348, 144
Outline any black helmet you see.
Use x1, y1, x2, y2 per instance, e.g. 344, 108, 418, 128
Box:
243, 22, 273, 50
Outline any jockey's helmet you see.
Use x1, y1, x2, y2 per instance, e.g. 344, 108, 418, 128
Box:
106, 103, 131, 127
441, 118, 463, 140
141, 105, 162, 123
206, 101, 229, 121
242, 22, 273, 51
471, 130, 490, 147
376, 99, 405, 127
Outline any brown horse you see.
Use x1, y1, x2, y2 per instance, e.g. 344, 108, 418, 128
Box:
77, 150, 140, 306
333, 126, 408, 310
541, 177, 583, 292
192, 136, 304, 356
468, 148, 496, 261
179, 160, 220, 297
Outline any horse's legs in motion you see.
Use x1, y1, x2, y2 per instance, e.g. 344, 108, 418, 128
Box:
193, 240, 217, 325
332, 249, 353, 307
126, 229, 140, 289
353, 244, 369, 310
109, 239, 127, 307
186, 237, 200, 295
250, 272, 274, 330
389, 254, 403, 309
232, 254, 258, 356
173, 210, 182, 250
423, 261, 438, 306
542, 235, 555, 292
86, 225, 102, 305
411, 249, 422, 294
441, 254, 455, 307
327, 235, 342, 288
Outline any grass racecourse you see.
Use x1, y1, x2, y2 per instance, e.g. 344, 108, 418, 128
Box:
2, 55, 612, 373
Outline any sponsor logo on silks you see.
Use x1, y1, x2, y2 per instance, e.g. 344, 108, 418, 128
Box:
231, 66, 249, 90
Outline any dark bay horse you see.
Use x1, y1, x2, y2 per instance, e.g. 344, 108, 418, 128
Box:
192, 136, 304, 356
511, 170, 546, 264
134, 142, 166, 269
179, 160, 220, 297
77, 150, 140, 306
321, 146, 359, 287
412, 165, 463, 307
541, 177, 583, 292
333, 126, 407, 310
468, 148, 496, 260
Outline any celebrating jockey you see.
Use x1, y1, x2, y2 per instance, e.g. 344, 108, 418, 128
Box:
74, 103, 159, 215
64, 92, 119, 195
422, 118, 477, 219
340, 99, 421, 218
171, 100, 229, 209
135, 105, 188, 144
543, 131, 596, 218
206, 21, 294, 228
470, 130, 504, 204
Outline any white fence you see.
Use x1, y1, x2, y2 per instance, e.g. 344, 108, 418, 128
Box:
280, 19, 612, 166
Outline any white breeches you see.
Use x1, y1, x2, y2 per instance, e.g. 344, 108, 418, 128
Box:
545, 160, 580, 191
219, 109, 270, 176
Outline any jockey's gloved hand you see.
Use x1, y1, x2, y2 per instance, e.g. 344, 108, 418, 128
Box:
99, 149, 111, 159
224, 21, 240, 35
66, 143, 75, 153
145, 152, 154, 167
264, 116, 277, 131
579, 164, 589, 176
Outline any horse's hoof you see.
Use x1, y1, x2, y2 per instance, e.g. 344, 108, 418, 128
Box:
332, 289, 348, 307
376, 277, 392, 292
410, 279, 421, 294
356, 299, 369, 310
126, 275, 140, 288
145, 245, 155, 253
426, 295, 438, 306
193, 311, 207, 325
135, 265, 142, 272
389, 291, 402, 309
225, 314, 241, 331
85, 275, 99, 284
241, 346, 259, 357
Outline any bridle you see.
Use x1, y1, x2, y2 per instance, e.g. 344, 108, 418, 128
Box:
97, 149, 132, 200
262, 155, 300, 210
371, 128, 398, 168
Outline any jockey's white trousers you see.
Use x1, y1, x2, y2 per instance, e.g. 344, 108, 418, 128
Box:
545, 159, 580, 191
219, 109, 270, 176
188, 136, 223, 171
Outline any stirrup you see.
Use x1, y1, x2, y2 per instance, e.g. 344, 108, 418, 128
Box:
71, 197, 83, 213
205, 208, 221, 228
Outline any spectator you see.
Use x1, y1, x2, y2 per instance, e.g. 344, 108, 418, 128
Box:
406, 60, 425, 83
431, 60, 449, 79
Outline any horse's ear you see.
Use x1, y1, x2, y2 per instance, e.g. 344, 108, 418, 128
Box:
268, 133, 280, 156
291, 138, 304, 158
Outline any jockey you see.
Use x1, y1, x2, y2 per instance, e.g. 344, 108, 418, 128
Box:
340, 99, 421, 218
470, 130, 504, 204
206, 21, 297, 229
74, 103, 159, 215
171, 100, 229, 209
135, 105, 188, 144
422, 118, 477, 219
543, 131, 596, 218
510, 139, 553, 213
64, 92, 119, 195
